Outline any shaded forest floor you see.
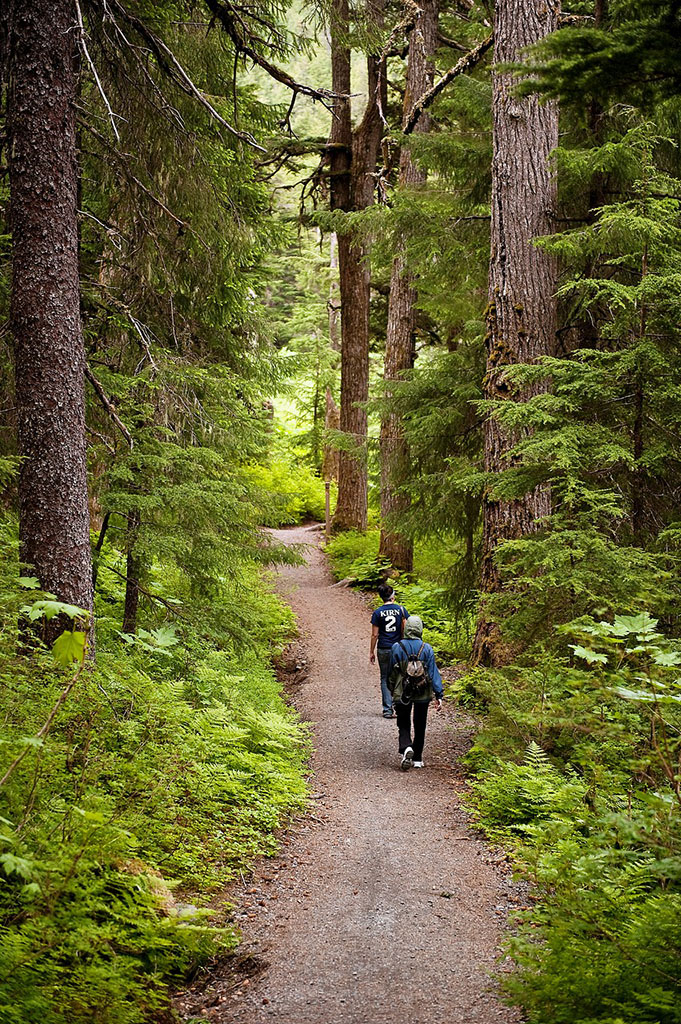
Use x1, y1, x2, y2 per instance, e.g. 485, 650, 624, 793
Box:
175, 524, 522, 1024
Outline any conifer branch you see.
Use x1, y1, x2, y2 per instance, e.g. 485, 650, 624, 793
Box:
102, 0, 266, 150
403, 32, 493, 134
102, 563, 187, 618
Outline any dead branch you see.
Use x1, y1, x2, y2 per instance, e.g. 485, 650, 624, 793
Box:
203, 0, 336, 107
403, 32, 493, 135
80, 121, 212, 251
437, 31, 469, 53
75, 0, 123, 141
379, 0, 418, 64
85, 365, 134, 449
102, 563, 187, 619
103, 0, 266, 150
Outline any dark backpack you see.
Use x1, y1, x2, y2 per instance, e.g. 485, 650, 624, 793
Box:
390, 641, 431, 703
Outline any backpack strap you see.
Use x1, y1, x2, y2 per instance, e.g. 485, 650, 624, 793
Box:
417, 642, 425, 659
398, 641, 410, 660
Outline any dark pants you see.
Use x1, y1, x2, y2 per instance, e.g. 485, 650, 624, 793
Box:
377, 648, 393, 715
396, 700, 429, 760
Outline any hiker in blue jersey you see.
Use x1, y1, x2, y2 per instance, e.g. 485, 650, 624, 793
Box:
369, 583, 409, 718
389, 615, 443, 770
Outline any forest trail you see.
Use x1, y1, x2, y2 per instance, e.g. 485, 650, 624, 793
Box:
178, 524, 521, 1024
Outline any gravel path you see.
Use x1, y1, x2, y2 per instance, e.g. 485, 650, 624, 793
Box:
177, 524, 521, 1024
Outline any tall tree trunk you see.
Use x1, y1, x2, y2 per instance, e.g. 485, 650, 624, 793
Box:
472, 0, 559, 666
8, 0, 93, 628
323, 233, 341, 482
378, 0, 439, 571
331, 3, 385, 533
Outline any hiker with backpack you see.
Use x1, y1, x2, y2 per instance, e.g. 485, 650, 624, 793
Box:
369, 583, 409, 718
389, 615, 443, 771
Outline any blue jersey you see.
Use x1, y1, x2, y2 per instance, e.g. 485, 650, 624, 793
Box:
371, 602, 409, 649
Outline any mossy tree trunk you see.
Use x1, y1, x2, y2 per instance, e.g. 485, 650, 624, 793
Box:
378, 0, 439, 572
472, 0, 560, 666
331, 1, 385, 533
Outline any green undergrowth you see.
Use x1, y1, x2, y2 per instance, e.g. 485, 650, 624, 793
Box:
0, 514, 308, 1024
244, 457, 329, 526
460, 614, 681, 1024
324, 529, 474, 660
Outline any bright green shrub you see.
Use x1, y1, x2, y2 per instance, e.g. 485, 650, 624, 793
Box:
0, 513, 308, 1024
464, 611, 681, 1024
245, 457, 329, 525
324, 530, 382, 582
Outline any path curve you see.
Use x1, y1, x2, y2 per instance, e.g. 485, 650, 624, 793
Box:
179, 525, 520, 1024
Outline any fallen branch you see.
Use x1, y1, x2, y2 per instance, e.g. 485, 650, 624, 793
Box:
85, 366, 134, 449
403, 33, 493, 135
331, 577, 356, 588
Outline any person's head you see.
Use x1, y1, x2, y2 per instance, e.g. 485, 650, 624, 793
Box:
404, 615, 423, 639
377, 583, 395, 603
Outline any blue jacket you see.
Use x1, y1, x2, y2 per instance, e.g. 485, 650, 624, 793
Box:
389, 637, 444, 700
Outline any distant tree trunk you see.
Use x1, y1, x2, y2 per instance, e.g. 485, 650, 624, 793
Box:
323, 233, 341, 482
378, 0, 439, 572
331, 2, 385, 533
122, 508, 141, 635
8, 0, 94, 629
472, 0, 559, 666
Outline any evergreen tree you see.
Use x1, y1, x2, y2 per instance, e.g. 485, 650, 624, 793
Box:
378, 0, 439, 573
7, 0, 93, 627
472, 0, 560, 666
330, 0, 386, 533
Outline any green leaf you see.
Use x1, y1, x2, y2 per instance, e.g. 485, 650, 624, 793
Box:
653, 650, 681, 667
613, 612, 659, 636
149, 626, 179, 648
51, 630, 86, 667
17, 576, 40, 589
570, 644, 608, 665
23, 598, 90, 622
0, 853, 33, 880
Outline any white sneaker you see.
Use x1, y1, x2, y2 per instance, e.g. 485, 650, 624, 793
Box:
413, 761, 424, 768
401, 747, 414, 771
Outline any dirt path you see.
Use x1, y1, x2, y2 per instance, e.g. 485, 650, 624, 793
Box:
178, 525, 520, 1024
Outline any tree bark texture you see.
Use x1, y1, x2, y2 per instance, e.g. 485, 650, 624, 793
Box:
331, 3, 386, 533
8, 0, 94, 622
472, 0, 559, 666
378, 0, 439, 572
323, 233, 341, 481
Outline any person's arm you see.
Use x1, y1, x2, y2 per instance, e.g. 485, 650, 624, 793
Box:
426, 646, 444, 703
370, 624, 379, 663
400, 608, 407, 638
